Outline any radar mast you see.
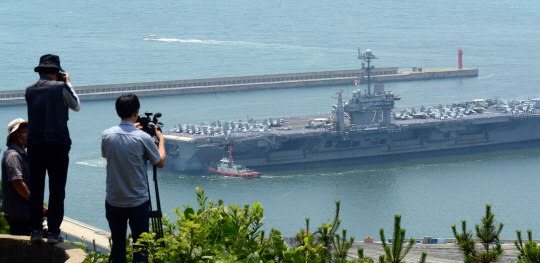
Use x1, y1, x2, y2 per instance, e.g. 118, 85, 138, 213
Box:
358, 48, 378, 95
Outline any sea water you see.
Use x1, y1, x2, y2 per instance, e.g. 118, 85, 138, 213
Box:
1, 0, 540, 240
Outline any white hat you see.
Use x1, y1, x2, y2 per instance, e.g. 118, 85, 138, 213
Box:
6, 118, 28, 146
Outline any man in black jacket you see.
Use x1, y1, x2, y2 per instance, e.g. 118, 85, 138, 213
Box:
25, 54, 81, 243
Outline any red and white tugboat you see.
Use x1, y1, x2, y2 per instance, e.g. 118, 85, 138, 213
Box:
204, 147, 261, 179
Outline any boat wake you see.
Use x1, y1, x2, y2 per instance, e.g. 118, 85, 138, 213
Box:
144, 36, 349, 52
277, 191, 294, 200
476, 74, 494, 79
76, 158, 106, 168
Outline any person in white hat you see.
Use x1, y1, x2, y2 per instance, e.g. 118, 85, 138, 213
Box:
1, 118, 47, 235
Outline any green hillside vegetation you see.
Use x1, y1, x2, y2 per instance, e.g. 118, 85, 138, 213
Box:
3, 179, 540, 263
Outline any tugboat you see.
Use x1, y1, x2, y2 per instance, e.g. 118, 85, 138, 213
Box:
204, 147, 261, 179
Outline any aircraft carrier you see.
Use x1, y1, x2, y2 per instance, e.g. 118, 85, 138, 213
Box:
162, 50, 540, 172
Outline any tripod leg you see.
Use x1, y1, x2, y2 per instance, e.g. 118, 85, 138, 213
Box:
151, 165, 164, 246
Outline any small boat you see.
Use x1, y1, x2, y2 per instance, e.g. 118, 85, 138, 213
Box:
204, 147, 261, 179
143, 35, 159, 40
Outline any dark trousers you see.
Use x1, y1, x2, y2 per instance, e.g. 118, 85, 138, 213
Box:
28, 142, 70, 233
5, 215, 32, 236
106, 200, 149, 263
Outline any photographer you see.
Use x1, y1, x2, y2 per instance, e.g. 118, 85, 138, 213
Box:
102, 94, 166, 263
26, 54, 80, 243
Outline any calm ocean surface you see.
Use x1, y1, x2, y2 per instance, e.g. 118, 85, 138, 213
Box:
1, 1, 540, 240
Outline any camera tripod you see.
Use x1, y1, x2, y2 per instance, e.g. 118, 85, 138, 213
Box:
146, 162, 164, 246
139, 111, 165, 245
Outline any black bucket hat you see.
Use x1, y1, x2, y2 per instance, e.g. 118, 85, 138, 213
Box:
34, 54, 64, 72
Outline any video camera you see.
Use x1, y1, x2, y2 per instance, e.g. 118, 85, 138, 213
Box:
138, 111, 166, 245
137, 111, 163, 137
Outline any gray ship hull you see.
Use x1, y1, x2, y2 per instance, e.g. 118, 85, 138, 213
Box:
164, 113, 540, 172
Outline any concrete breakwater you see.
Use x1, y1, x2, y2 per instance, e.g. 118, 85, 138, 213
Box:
0, 67, 477, 106
60, 216, 111, 254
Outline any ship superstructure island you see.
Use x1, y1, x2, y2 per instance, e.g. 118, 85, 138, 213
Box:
163, 49, 540, 172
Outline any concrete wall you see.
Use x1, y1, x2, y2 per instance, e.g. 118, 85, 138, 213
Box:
60, 217, 111, 254
371, 68, 478, 82
0, 234, 86, 263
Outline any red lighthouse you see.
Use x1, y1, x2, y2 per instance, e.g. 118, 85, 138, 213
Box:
458, 47, 463, 69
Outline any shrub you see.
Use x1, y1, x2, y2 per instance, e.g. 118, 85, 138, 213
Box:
0, 179, 11, 234
83, 187, 431, 262
451, 204, 504, 263
515, 229, 540, 263
134, 187, 375, 263
66, 239, 114, 263
294, 201, 358, 263
135, 187, 300, 262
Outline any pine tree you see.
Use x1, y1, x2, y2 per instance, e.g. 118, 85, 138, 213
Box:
294, 201, 353, 262
514, 229, 540, 262
379, 214, 427, 263
315, 201, 343, 260
348, 247, 375, 263
331, 228, 355, 262
451, 204, 504, 263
